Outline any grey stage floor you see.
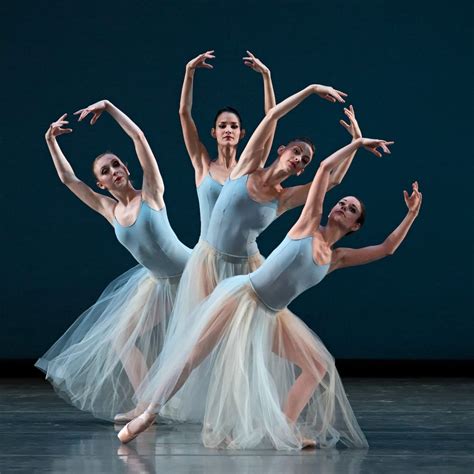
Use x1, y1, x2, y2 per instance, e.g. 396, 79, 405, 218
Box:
0, 378, 473, 474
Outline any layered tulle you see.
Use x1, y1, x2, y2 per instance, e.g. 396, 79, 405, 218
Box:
35, 264, 181, 421
166, 239, 263, 334
160, 239, 263, 420
136, 275, 368, 450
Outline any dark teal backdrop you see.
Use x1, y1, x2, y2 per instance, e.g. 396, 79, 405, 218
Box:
1, 0, 472, 360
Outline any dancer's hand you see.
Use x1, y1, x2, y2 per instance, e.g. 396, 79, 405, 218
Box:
242, 50, 270, 75
313, 84, 347, 103
359, 138, 394, 157
340, 105, 362, 140
186, 51, 215, 71
45, 113, 73, 140
404, 181, 422, 215
74, 100, 109, 125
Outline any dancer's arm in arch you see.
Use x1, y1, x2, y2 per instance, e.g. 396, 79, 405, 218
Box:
75, 100, 164, 207
179, 51, 215, 182
231, 84, 348, 179
243, 50, 276, 167
279, 105, 363, 213
289, 137, 394, 237
330, 182, 422, 271
45, 114, 116, 222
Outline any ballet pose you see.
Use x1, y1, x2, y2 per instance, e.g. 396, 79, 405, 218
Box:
35, 100, 191, 422
180, 50, 277, 237
119, 130, 422, 450
161, 84, 355, 421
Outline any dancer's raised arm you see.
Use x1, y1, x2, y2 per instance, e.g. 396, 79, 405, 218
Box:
331, 182, 422, 271
75, 100, 164, 205
232, 84, 348, 179
179, 51, 215, 179
289, 137, 393, 237
45, 114, 116, 221
243, 50, 276, 166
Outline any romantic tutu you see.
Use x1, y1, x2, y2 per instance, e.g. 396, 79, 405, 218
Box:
137, 275, 368, 450
36, 264, 181, 421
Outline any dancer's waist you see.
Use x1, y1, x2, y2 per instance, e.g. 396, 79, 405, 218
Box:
201, 237, 259, 259
199, 237, 260, 261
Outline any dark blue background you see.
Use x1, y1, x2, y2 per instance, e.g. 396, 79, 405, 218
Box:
1, 0, 472, 359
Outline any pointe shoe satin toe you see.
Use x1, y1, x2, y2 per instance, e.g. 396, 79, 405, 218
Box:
117, 413, 155, 444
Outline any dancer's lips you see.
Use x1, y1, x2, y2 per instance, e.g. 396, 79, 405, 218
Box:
335, 209, 345, 217
114, 176, 123, 183
289, 161, 297, 169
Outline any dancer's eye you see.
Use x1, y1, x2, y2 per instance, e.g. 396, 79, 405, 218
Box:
101, 167, 109, 175
231, 124, 239, 129
112, 160, 120, 167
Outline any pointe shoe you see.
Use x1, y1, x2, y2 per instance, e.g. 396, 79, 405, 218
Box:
117, 413, 155, 444
301, 437, 317, 449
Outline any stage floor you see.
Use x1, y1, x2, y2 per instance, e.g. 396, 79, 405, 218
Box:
1, 378, 473, 473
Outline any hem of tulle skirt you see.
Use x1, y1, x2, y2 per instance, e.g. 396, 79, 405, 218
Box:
199, 238, 262, 262
34, 358, 48, 374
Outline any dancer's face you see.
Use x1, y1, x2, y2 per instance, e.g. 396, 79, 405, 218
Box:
328, 196, 363, 233
211, 112, 245, 147
94, 154, 130, 190
277, 141, 313, 176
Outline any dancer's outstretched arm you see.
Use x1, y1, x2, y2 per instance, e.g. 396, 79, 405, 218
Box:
289, 137, 393, 237
330, 182, 422, 270
179, 51, 215, 181
45, 114, 116, 221
243, 50, 276, 167
280, 105, 363, 212
232, 84, 347, 179
75, 100, 164, 205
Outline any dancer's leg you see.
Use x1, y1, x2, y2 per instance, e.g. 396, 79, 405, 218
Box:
113, 301, 160, 419
161, 296, 237, 403
119, 296, 237, 442
273, 312, 327, 426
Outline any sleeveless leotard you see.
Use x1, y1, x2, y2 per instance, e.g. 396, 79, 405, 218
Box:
205, 175, 279, 257
196, 173, 223, 239
114, 201, 191, 278
249, 236, 330, 311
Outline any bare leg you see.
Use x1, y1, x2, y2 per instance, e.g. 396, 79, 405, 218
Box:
273, 312, 327, 447
160, 297, 236, 403
119, 296, 237, 443
113, 295, 163, 420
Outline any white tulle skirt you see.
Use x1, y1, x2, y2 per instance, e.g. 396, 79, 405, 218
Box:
136, 275, 368, 450
160, 239, 263, 420
35, 264, 181, 422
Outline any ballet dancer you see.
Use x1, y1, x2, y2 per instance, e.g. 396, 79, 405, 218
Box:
119, 126, 421, 450
162, 83, 354, 421
36, 100, 191, 423
180, 50, 276, 238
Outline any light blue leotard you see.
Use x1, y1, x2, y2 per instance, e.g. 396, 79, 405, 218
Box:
196, 173, 223, 238
249, 236, 330, 311
205, 175, 279, 257
114, 201, 191, 278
